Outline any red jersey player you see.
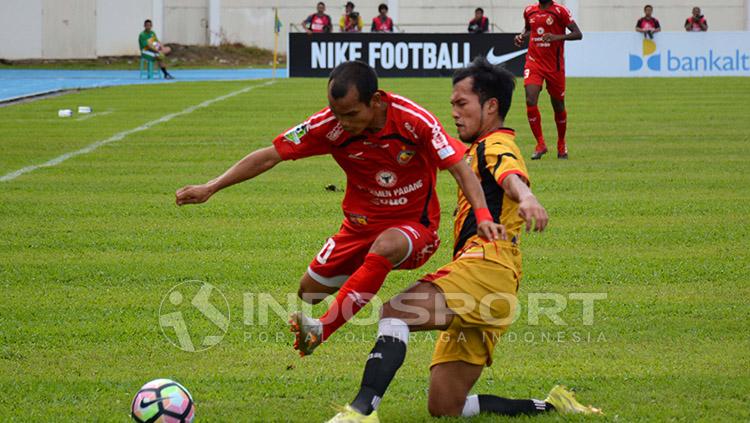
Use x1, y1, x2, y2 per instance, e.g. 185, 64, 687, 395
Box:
175, 61, 499, 356
515, 0, 582, 160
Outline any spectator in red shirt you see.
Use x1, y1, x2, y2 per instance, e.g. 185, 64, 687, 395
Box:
468, 8, 489, 33
371, 3, 394, 32
302, 2, 333, 33
636, 5, 661, 39
685, 7, 708, 32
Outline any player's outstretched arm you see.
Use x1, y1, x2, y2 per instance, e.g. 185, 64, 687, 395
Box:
447, 161, 505, 241
501, 174, 548, 232
175, 146, 282, 206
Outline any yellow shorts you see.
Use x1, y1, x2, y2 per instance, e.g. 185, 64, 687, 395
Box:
420, 241, 521, 368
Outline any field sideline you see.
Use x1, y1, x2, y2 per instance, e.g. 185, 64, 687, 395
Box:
0, 76, 748, 421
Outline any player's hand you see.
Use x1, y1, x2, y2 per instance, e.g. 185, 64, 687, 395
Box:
477, 220, 507, 242
175, 184, 215, 206
518, 194, 548, 232
542, 33, 562, 42
514, 34, 525, 47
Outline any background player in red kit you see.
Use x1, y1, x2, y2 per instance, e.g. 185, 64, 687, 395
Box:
302, 2, 333, 34
174, 61, 499, 356
515, 0, 582, 160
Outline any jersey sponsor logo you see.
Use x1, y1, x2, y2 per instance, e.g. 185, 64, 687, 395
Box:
367, 179, 423, 199
376, 170, 398, 188
404, 122, 419, 139
546, 16, 555, 26
430, 126, 451, 153
348, 151, 366, 160
326, 123, 344, 140
397, 149, 416, 165
373, 197, 408, 206
486, 47, 528, 65
437, 146, 456, 160
283, 123, 309, 145
348, 213, 369, 225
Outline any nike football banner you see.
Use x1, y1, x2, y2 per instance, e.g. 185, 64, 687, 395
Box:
288, 33, 526, 77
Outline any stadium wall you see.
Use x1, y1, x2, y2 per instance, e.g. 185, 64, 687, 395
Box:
0, 0, 749, 59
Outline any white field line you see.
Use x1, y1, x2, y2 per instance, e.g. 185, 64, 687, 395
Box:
0, 80, 275, 183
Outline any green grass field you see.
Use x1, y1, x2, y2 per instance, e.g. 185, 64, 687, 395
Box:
1, 76, 749, 422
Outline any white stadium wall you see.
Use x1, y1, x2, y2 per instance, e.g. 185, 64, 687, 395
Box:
0, 0, 43, 60
0, 0, 749, 59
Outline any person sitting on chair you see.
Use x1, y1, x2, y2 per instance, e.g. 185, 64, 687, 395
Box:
139, 19, 174, 79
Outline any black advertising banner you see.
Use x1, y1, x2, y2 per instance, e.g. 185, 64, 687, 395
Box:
288, 33, 528, 77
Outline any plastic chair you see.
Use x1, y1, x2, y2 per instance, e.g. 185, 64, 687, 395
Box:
139, 56, 162, 79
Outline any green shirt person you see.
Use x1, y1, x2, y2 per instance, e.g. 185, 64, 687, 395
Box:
139, 19, 174, 79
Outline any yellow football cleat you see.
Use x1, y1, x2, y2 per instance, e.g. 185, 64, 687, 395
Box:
326, 405, 379, 423
545, 385, 603, 415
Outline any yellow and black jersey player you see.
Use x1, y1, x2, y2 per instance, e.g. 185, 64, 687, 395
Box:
323, 56, 602, 422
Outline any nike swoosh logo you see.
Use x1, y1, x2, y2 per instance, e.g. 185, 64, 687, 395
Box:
486, 48, 528, 65
139, 397, 169, 409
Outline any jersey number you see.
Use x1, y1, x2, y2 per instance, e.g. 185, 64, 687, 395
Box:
316, 238, 336, 264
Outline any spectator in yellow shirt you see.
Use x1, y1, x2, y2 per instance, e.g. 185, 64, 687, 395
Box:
340, 1, 363, 32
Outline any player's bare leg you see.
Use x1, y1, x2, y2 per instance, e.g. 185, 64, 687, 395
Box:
525, 85, 547, 160
292, 228, 410, 356
551, 97, 568, 159
297, 272, 338, 305
428, 361, 483, 416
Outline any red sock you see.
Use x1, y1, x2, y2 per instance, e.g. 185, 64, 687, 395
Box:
320, 253, 393, 340
555, 110, 568, 154
526, 105, 546, 152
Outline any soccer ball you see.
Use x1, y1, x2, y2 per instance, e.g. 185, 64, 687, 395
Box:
131, 378, 195, 423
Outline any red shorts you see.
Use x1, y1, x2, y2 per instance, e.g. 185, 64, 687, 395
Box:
524, 67, 566, 100
307, 222, 440, 288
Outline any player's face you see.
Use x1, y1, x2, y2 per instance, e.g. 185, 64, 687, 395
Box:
451, 77, 486, 143
145, 22, 152, 31
317, 4, 325, 13
692, 7, 701, 17
645, 7, 652, 17
328, 84, 377, 135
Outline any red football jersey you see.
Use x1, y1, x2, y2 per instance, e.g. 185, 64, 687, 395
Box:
523, 1, 574, 72
273, 92, 466, 231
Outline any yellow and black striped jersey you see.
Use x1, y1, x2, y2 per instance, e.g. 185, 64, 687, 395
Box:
453, 129, 530, 258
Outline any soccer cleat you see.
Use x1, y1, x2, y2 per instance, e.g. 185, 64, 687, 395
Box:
531, 148, 548, 160
557, 153, 568, 159
289, 311, 323, 357
326, 405, 379, 423
545, 385, 603, 415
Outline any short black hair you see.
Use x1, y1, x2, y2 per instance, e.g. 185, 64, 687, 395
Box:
379, 3, 388, 12
644, 4, 653, 11
475, 7, 484, 14
452, 56, 515, 119
346, 1, 355, 9
318, 2, 325, 6
144, 19, 152, 25
329, 61, 379, 104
